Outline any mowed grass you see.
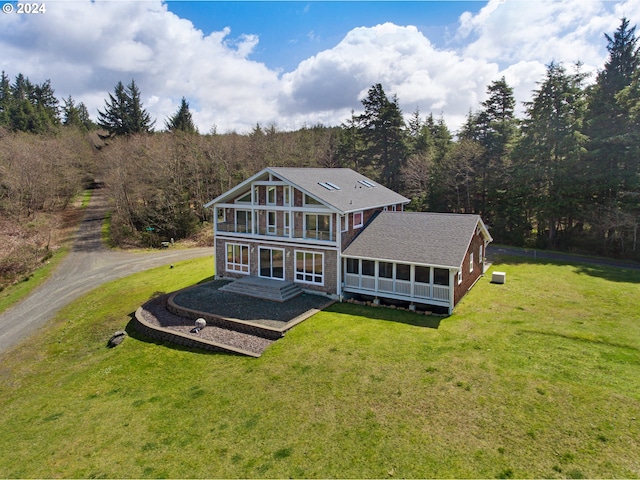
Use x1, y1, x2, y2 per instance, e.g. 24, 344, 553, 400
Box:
0, 256, 639, 478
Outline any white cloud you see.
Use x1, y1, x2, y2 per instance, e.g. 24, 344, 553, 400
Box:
1, 0, 639, 134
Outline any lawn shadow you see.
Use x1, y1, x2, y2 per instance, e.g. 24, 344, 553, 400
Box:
491, 254, 640, 284
196, 275, 216, 285
326, 302, 444, 329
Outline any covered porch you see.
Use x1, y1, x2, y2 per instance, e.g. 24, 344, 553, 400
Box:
342, 257, 454, 310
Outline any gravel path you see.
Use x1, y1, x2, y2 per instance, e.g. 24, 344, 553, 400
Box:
0, 188, 212, 354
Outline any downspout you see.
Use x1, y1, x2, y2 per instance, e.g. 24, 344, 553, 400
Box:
213, 205, 218, 279
448, 269, 456, 315
337, 214, 342, 301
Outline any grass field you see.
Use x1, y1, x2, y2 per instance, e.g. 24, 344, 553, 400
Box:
0, 256, 638, 478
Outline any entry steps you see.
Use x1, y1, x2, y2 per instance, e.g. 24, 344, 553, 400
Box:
219, 276, 303, 302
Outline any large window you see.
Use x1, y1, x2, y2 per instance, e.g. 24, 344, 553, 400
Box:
235, 210, 252, 233
305, 214, 331, 240
226, 243, 249, 274
295, 251, 324, 285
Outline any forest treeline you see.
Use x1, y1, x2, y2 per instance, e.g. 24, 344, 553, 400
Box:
1, 19, 639, 288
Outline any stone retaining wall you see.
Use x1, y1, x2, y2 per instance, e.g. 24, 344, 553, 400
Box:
166, 294, 285, 341
133, 307, 260, 357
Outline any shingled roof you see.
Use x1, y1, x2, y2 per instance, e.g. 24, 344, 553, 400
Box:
270, 167, 409, 213
206, 167, 409, 214
342, 212, 492, 269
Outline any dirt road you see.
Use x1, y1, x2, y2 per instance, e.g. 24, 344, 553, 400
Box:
0, 189, 212, 353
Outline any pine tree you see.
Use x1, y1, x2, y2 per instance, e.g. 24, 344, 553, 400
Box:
63, 96, 94, 131
584, 18, 639, 202
358, 84, 408, 190
98, 79, 154, 136
165, 97, 197, 133
515, 62, 588, 248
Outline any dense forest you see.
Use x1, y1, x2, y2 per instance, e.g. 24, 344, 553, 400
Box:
1, 19, 639, 289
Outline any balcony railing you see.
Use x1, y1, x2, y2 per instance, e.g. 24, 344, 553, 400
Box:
216, 222, 334, 242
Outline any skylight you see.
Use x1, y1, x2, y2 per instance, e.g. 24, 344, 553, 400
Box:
318, 181, 340, 191
357, 179, 377, 188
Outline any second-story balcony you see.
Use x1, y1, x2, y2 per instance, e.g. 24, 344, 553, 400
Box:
216, 217, 335, 242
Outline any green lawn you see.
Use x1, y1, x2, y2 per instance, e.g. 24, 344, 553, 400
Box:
0, 256, 638, 478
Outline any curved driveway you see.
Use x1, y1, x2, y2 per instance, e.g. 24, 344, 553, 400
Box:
0, 189, 212, 353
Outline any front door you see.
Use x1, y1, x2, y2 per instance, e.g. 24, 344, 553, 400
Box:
259, 247, 285, 280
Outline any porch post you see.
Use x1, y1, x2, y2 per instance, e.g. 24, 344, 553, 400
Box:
448, 269, 456, 315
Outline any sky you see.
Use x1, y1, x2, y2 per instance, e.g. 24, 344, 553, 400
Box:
1, 0, 639, 134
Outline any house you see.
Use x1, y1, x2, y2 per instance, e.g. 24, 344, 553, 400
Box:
204, 167, 492, 314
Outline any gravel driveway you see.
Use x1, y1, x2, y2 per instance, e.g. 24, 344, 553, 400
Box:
0, 188, 212, 354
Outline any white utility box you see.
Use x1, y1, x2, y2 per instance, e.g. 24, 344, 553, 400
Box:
492, 271, 506, 284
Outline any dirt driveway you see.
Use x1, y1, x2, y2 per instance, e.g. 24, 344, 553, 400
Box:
0, 188, 212, 353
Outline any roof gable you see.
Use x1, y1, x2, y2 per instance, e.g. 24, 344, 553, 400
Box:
205, 167, 409, 213
342, 212, 492, 269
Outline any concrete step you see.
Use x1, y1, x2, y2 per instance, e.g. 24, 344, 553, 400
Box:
219, 276, 303, 302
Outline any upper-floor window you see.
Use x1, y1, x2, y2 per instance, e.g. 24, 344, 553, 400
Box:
267, 186, 276, 205
353, 211, 364, 228
235, 210, 252, 233
236, 191, 251, 203
305, 214, 331, 240
284, 186, 290, 206
304, 194, 322, 206
470, 252, 474, 273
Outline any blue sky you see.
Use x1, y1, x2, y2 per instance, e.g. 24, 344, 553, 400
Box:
1, 1, 639, 133
166, 2, 483, 72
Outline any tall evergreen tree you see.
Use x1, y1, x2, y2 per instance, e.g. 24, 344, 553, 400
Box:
165, 97, 197, 134
358, 84, 408, 190
98, 79, 154, 136
515, 62, 588, 248
584, 18, 639, 202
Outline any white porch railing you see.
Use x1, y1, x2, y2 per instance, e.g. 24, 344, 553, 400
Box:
344, 274, 449, 303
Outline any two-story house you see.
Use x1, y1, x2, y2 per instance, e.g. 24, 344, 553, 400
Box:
205, 167, 492, 314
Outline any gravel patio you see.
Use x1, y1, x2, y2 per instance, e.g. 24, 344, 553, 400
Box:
137, 280, 335, 356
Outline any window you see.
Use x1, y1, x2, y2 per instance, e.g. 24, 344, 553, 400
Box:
284, 212, 290, 236
235, 210, 252, 233
353, 211, 363, 228
340, 215, 348, 232
470, 252, 474, 273
226, 243, 249, 274
346, 258, 359, 274
235, 191, 251, 203
479, 244, 483, 263
396, 264, 411, 281
434, 268, 450, 286
295, 251, 324, 285
458, 270, 462, 285
267, 186, 276, 205
284, 186, 290, 206
362, 260, 375, 277
304, 194, 321, 205
415, 266, 431, 284
305, 214, 331, 240
267, 211, 277, 235
379, 262, 393, 279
